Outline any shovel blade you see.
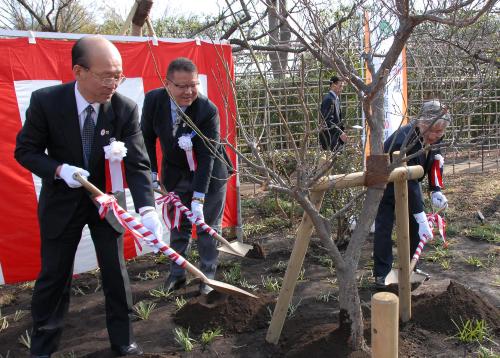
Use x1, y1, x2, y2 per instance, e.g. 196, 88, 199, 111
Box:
217, 241, 253, 257
205, 278, 258, 299
384, 269, 429, 286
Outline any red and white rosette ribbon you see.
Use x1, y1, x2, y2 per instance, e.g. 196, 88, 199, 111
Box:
178, 135, 196, 171
104, 140, 127, 192
429, 154, 444, 189
156, 192, 216, 237
95, 193, 186, 268
155, 192, 182, 230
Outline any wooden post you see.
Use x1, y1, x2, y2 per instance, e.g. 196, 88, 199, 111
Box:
372, 292, 399, 358
393, 151, 411, 322
266, 160, 330, 344
120, 1, 139, 35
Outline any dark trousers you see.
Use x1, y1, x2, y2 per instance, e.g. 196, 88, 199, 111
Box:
30, 197, 134, 356
168, 184, 227, 279
373, 197, 420, 278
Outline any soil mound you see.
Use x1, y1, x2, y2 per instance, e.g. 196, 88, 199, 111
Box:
279, 322, 370, 358
173, 291, 275, 334
412, 280, 500, 335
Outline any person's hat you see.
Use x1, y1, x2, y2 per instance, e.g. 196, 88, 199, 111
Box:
418, 100, 451, 123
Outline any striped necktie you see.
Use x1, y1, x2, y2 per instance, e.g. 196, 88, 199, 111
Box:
82, 105, 95, 168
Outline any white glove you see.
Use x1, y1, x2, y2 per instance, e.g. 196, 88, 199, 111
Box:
191, 200, 205, 223
59, 164, 90, 188
141, 210, 164, 252
151, 172, 160, 190
413, 212, 434, 242
431, 191, 448, 210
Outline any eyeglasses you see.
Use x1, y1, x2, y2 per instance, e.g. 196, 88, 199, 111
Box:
81, 66, 126, 86
167, 78, 200, 91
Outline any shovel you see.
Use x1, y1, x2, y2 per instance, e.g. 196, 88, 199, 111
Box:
153, 188, 265, 259
73, 173, 258, 299
384, 205, 446, 287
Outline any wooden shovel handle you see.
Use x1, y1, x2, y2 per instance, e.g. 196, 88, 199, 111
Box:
73, 172, 103, 197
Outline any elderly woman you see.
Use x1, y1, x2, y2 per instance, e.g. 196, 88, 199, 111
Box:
373, 100, 451, 287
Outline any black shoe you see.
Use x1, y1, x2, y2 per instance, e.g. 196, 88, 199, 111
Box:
111, 342, 143, 356
165, 275, 187, 292
374, 276, 387, 288
30, 355, 51, 358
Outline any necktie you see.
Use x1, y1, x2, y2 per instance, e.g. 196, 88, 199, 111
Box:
82, 105, 95, 168
172, 109, 182, 136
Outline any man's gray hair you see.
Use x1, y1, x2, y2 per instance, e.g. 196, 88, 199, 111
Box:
416, 100, 451, 127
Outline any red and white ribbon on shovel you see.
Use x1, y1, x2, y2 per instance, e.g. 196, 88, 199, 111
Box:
95, 193, 186, 268
427, 212, 447, 247
412, 212, 447, 263
155, 192, 182, 230
156, 192, 216, 236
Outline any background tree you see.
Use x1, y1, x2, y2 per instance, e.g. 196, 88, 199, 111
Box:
0, 0, 97, 32
214, 0, 498, 351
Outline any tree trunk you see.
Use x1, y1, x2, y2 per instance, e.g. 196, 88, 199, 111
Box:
334, 92, 386, 351
267, 0, 284, 78
337, 264, 367, 351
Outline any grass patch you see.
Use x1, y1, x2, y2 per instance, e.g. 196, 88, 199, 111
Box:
261, 275, 282, 292
0, 293, 15, 307
149, 285, 173, 299
452, 318, 494, 345
464, 256, 484, 268
200, 328, 223, 347
316, 291, 338, 303
18, 330, 31, 349
175, 296, 187, 311
173, 327, 196, 352
464, 224, 500, 244
133, 301, 156, 320
136, 270, 160, 281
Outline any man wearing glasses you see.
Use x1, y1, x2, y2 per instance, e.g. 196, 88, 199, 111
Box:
15, 35, 162, 357
141, 57, 233, 296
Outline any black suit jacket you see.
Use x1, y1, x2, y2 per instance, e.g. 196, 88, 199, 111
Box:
319, 91, 345, 150
141, 88, 232, 194
15, 81, 155, 238
381, 123, 443, 215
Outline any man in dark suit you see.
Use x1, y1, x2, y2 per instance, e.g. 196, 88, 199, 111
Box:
319, 75, 348, 151
373, 100, 451, 288
141, 57, 232, 295
15, 36, 162, 357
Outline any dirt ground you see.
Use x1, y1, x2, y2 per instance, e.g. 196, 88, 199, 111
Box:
0, 171, 498, 357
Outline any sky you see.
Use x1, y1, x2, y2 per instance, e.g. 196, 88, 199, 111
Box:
106, 0, 227, 20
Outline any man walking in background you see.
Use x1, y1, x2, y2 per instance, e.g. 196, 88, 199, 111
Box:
319, 75, 348, 151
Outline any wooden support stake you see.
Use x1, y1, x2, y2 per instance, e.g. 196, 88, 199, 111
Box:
372, 292, 399, 358
266, 160, 330, 344
393, 151, 411, 322
120, 1, 139, 35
